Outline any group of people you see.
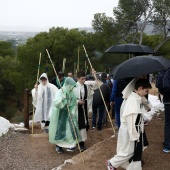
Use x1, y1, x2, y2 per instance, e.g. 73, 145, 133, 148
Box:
32, 70, 103, 153
31, 69, 170, 170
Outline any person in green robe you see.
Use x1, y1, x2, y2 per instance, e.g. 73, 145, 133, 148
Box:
49, 77, 80, 153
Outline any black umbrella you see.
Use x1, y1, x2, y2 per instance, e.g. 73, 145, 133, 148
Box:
110, 56, 170, 79
105, 43, 155, 55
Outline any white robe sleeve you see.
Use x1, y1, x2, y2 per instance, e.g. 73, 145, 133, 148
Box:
87, 94, 93, 113
85, 80, 103, 90
126, 113, 139, 141
86, 85, 94, 113
49, 83, 58, 98
142, 96, 152, 111
85, 80, 102, 113
31, 88, 37, 108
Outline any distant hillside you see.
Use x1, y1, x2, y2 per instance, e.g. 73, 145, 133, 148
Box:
0, 26, 95, 44
0, 25, 95, 33
0, 31, 38, 44
0, 24, 158, 35
0, 24, 158, 45
0, 25, 49, 32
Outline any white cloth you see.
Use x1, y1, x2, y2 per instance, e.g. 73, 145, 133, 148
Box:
120, 78, 137, 118
110, 92, 145, 170
0, 117, 12, 137
121, 78, 152, 118
32, 73, 58, 122
143, 94, 164, 121
75, 80, 102, 141
79, 129, 87, 142
75, 81, 101, 112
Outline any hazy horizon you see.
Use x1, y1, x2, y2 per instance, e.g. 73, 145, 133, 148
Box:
0, 25, 94, 32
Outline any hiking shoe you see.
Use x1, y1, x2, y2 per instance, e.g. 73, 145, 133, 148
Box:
91, 127, 96, 130
97, 128, 102, 131
106, 160, 116, 170
163, 148, 170, 153
67, 147, 77, 152
44, 129, 49, 133
56, 146, 64, 154
141, 160, 145, 167
144, 121, 148, 126
80, 146, 86, 152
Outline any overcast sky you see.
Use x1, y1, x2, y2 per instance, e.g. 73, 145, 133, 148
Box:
1, 0, 119, 31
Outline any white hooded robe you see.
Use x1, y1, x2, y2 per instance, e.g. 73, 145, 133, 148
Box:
110, 92, 146, 170
32, 73, 58, 122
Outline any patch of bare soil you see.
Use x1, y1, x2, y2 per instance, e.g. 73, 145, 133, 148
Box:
0, 122, 114, 170
62, 113, 170, 170
0, 111, 169, 170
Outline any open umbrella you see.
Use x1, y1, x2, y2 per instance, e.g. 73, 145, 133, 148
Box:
105, 43, 155, 55
111, 56, 170, 79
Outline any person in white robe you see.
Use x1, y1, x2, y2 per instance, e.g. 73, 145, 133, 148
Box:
74, 70, 102, 151
107, 78, 152, 170
32, 73, 58, 132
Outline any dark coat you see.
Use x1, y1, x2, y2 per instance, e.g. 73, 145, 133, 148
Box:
93, 83, 111, 107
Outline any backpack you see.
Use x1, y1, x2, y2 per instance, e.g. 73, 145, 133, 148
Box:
163, 69, 170, 88
156, 68, 170, 92
156, 70, 166, 90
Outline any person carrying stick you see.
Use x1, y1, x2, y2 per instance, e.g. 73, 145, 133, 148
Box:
75, 69, 102, 151
32, 73, 58, 133
49, 77, 81, 153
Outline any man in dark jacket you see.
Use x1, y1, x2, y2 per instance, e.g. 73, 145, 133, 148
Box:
158, 83, 170, 153
92, 73, 110, 130
110, 78, 132, 128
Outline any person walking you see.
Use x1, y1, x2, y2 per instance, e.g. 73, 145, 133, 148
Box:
32, 73, 58, 133
107, 78, 151, 170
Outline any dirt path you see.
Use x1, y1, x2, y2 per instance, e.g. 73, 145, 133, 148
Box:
0, 122, 114, 170
62, 113, 170, 170
0, 113, 169, 170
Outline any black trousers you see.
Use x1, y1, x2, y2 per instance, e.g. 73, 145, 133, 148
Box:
41, 120, 50, 126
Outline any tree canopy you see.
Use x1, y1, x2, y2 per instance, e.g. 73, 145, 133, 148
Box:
1, 0, 170, 120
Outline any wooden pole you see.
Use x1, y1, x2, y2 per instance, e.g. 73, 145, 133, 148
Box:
62, 58, 66, 73
31, 106, 35, 135
78, 47, 80, 72
32, 53, 41, 135
24, 89, 29, 129
46, 49, 85, 163
85, 61, 86, 71
83, 45, 116, 136
74, 62, 77, 77
36, 53, 41, 83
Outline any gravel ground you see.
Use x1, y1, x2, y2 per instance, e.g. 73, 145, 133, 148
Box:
0, 112, 169, 170
0, 122, 114, 170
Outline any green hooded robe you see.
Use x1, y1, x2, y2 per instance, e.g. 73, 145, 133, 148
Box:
49, 77, 81, 148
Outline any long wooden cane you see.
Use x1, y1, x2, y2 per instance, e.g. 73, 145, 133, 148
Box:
46, 49, 85, 163
32, 53, 42, 135
83, 45, 116, 136
77, 47, 80, 72
62, 58, 66, 73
